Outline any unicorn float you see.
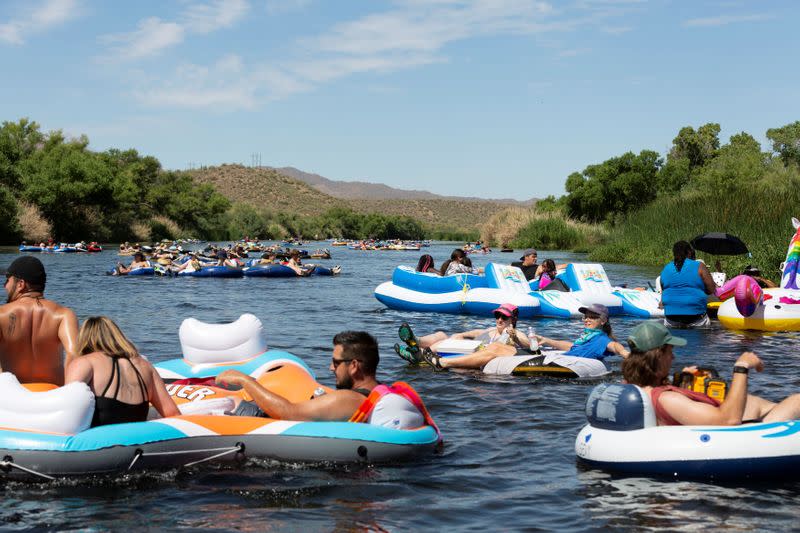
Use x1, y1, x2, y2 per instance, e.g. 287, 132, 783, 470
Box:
716, 217, 800, 331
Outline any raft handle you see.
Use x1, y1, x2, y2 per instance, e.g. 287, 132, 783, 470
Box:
0, 455, 56, 481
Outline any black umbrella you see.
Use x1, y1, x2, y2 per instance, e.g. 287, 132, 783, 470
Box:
690, 232, 749, 256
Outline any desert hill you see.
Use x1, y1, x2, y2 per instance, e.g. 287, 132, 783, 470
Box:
185, 164, 523, 232
271, 166, 534, 205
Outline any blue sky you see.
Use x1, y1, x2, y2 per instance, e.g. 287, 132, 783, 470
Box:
1, 0, 797, 199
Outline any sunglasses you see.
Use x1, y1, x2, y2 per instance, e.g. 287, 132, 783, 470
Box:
583, 313, 602, 320
494, 313, 511, 320
331, 358, 354, 368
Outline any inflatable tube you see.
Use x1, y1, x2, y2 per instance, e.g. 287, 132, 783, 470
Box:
0, 373, 95, 434
780, 218, 800, 289
717, 287, 800, 331
18, 245, 48, 252
243, 264, 299, 277
178, 313, 268, 364
716, 275, 763, 317
576, 383, 800, 480
0, 412, 440, 480
483, 352, 609, 378
374, 263, 540, 317
613, 288, 665, 318
106, 266, 155, 276
553, 264, 624, 315
0, 331, 440, 479
178, 266, 244, 278
309, 265, 341, 276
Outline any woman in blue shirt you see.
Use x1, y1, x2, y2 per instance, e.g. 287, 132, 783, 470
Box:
535, 304, 629, 360
660, 241, 716, 328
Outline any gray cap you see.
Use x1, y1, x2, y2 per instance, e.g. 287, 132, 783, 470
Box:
519, 248, 538, 260
578, 303, 609, 320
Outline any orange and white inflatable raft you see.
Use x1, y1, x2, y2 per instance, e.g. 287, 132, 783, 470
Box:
0, 315, 441, 480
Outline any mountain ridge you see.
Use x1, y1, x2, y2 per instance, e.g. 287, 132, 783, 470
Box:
270, 166, 535, 205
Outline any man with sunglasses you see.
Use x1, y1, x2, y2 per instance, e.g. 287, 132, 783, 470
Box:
0, 256, 79, 385
217, 331, 426, 428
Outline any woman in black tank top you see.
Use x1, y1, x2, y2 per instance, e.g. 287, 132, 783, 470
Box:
66, 316, 180, 427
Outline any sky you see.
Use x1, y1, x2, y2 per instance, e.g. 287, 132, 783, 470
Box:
1, 0, 798, 199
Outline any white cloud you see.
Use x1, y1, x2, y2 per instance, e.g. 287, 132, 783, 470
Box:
265, 0, 311, 15
130, 0, 643, 110
558, 47, 590, 57
184, 0, 249, 33
100, 0, 249, 61
683, 13, 774, 27
308, 0, 556, 56
600, 25, 632, 34
0, 0, 81, 45
133, 54, 312, 110
101, 17, 185, 61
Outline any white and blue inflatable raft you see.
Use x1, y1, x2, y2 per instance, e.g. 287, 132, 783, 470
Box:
575, 383, 800, 480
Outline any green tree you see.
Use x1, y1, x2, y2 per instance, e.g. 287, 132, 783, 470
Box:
658, 123, 721, 193
565, 151, 662, 223
0, 118, 44, 192
0, 185, 21, 242
766, 121, 800, 167
21, 135, 115, 240
691, 132, 766, 192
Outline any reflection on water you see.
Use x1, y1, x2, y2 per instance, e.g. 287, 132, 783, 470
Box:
1, 244, 799, 530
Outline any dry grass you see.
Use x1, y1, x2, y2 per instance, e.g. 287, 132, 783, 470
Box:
480, 207, 539, 246
186, 164, 512, 232
18, 202, 51, 241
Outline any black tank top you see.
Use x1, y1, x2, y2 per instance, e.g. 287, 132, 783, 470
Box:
90, 355, 150, 428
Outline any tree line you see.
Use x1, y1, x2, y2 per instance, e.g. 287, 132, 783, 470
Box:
0, 118, 447, 243
552, 120, 800, 223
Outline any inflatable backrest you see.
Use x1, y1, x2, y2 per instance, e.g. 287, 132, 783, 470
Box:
368, 394, 425, 430
484, 263, 530, 294
585, 383, 656, 431
0, 373, 95, 434
559, 263, 613, 294
780, 217, 800, 289
179, 313, 268, 364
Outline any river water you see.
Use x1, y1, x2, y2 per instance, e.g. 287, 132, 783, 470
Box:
1, 243, 799, 531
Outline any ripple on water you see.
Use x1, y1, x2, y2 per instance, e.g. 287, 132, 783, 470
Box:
1, 244, 800, 530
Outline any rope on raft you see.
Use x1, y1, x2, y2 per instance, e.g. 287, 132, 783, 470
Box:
127, 443, 245, 471
0, 457, 56, 481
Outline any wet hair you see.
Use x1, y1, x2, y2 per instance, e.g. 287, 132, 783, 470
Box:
416, 254, 435, 273
621, 346, 669, 387
672, 241, 694, 272
333, 331, 379, 375
462, 256, 473, 268
133, 252, 145, 261
78, 316, 140, 360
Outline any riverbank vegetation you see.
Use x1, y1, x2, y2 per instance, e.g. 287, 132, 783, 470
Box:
0, 119, 477, 243
507, 120, 800, 280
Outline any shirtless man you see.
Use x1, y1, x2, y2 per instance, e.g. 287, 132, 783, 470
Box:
0, 256, 79, 385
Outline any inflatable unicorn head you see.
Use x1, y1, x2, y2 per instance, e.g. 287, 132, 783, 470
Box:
780, 217, 800, 290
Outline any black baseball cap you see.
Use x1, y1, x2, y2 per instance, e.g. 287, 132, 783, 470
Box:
6, 256, 46, 286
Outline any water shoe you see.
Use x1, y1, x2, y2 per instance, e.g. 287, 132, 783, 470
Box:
398, 322, 420, 353
394, 343, 421, 364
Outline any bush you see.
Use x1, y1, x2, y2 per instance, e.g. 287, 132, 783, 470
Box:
589, 180, 800, 281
